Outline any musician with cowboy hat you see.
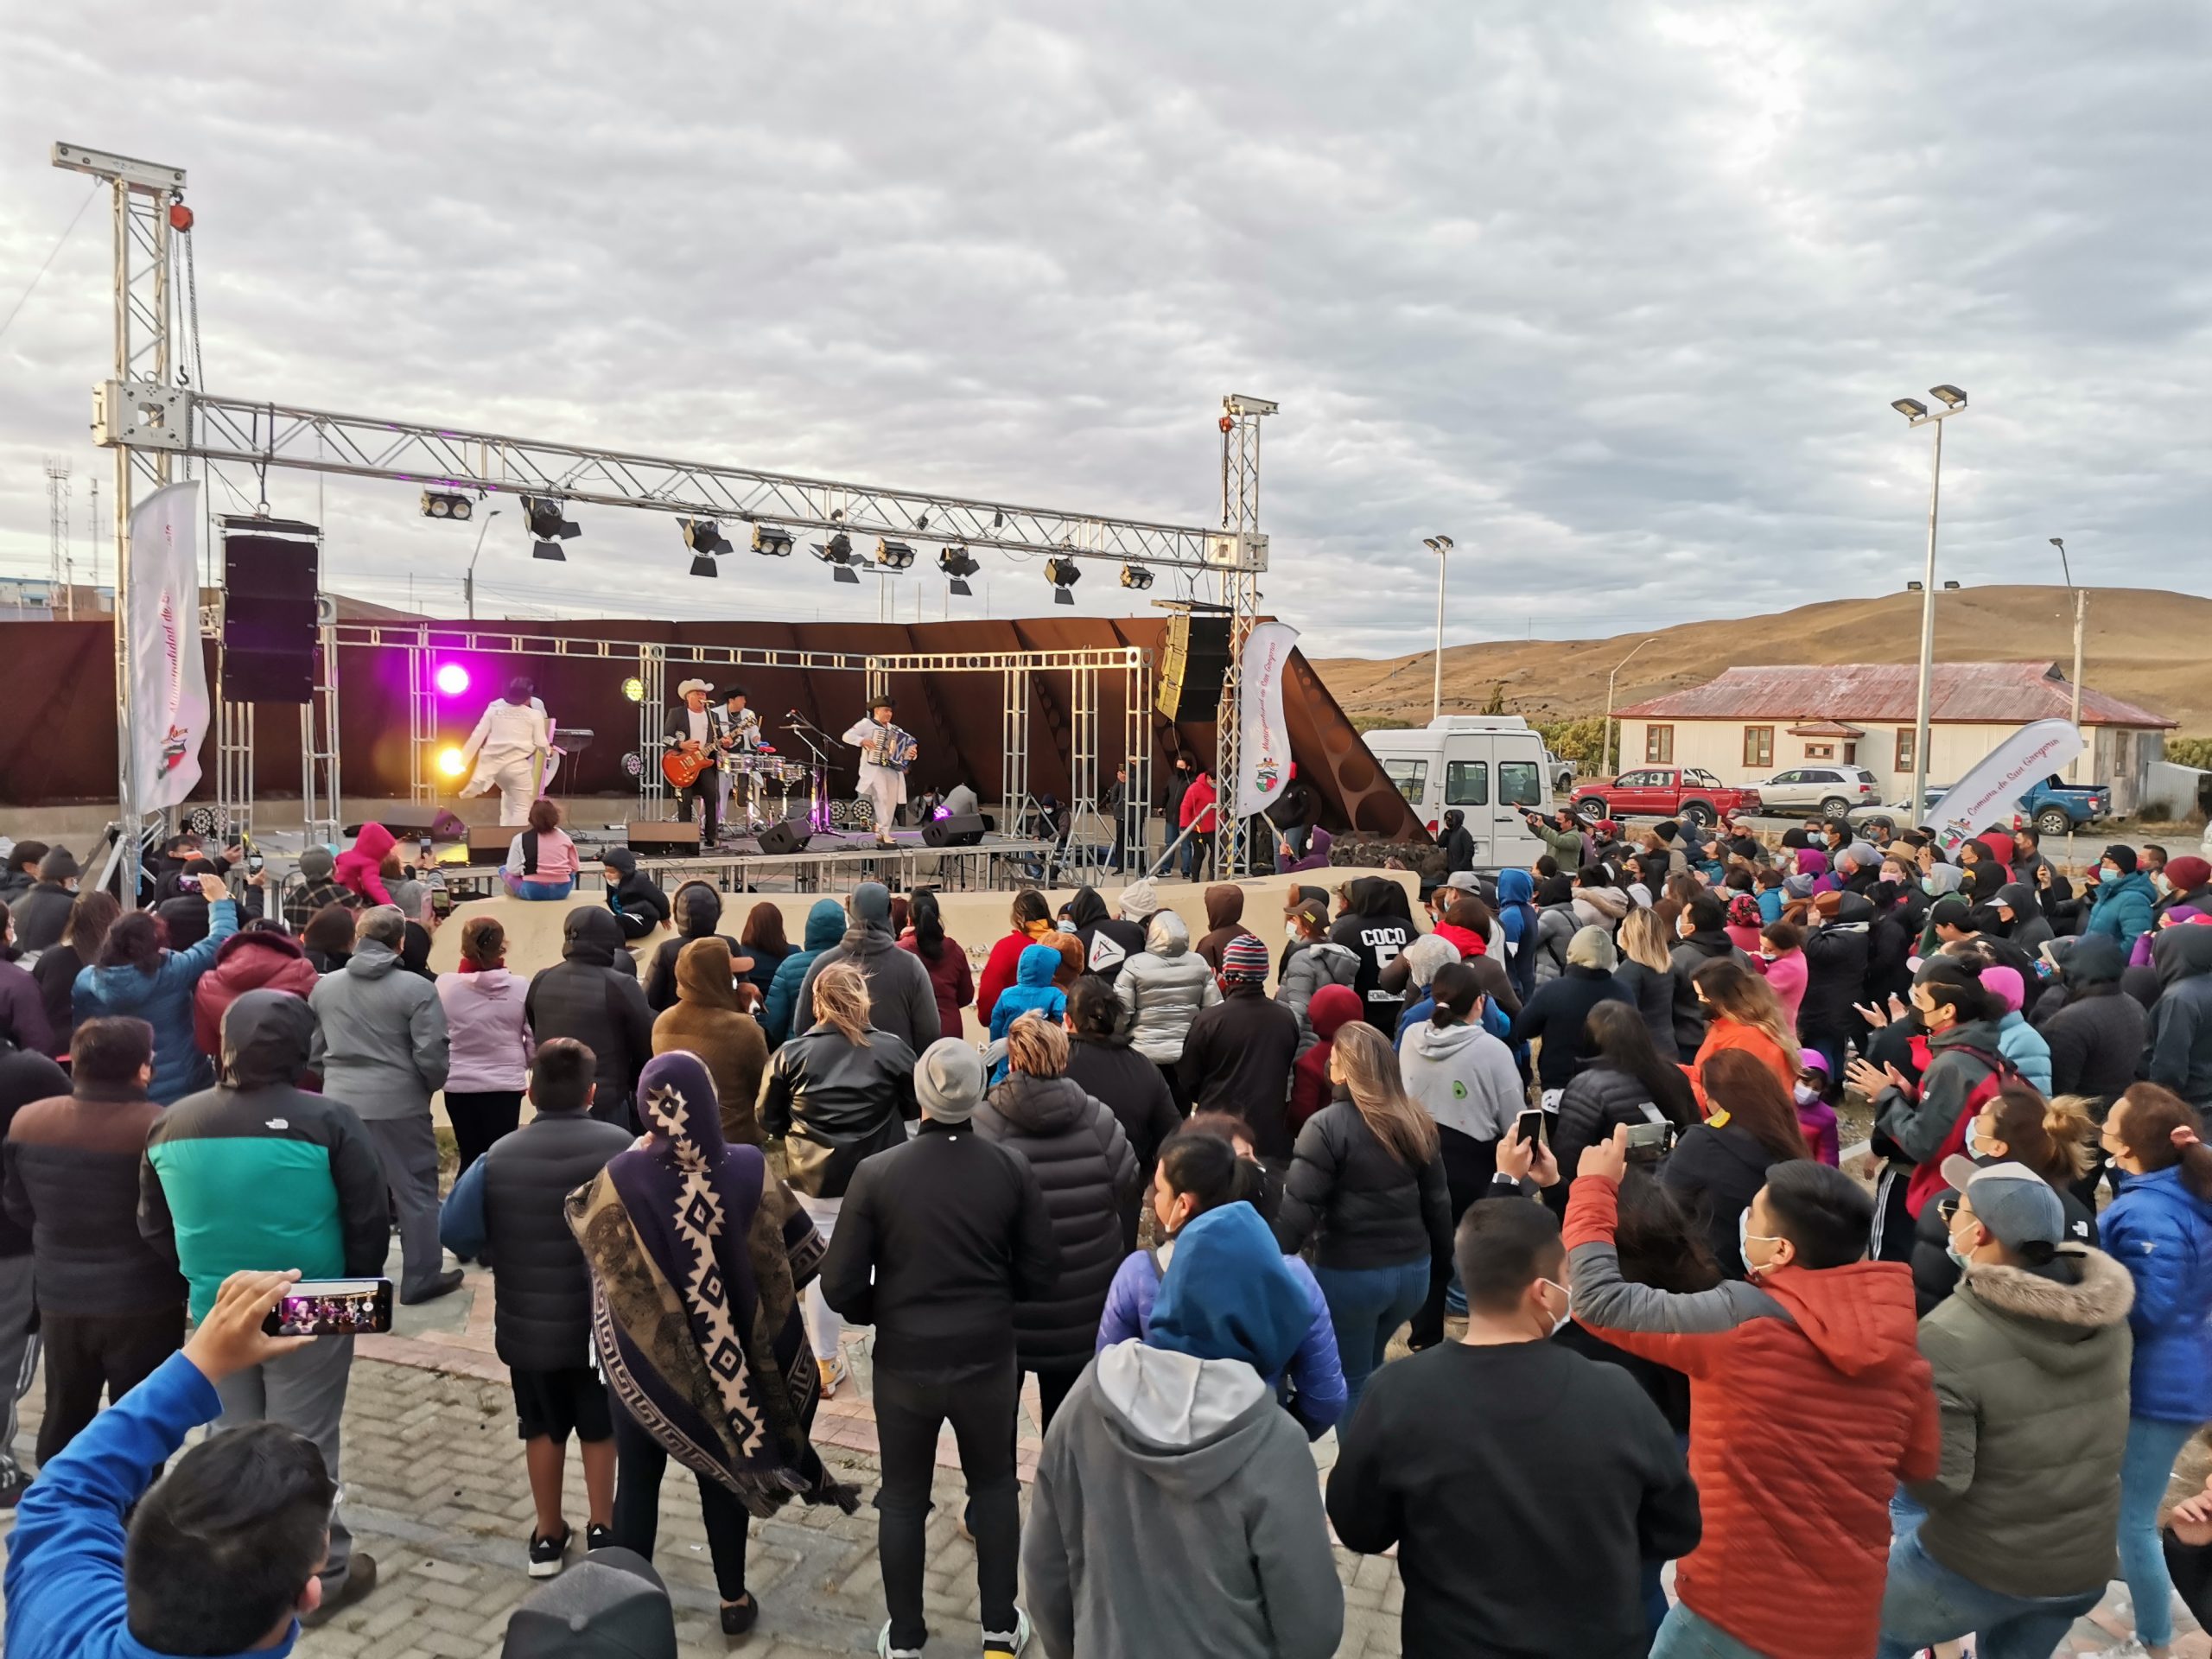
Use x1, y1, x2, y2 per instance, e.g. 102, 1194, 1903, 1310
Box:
664, 678, 728, 846
842, 695, 913, 849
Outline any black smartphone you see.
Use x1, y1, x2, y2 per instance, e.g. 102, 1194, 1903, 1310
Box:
1624, 1120, 1673, 1160
261, 1278, 394, 1337
429, 887, 454, 918
1514, 1108, 1545, 1146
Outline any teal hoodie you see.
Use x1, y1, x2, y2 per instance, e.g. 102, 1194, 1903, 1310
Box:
764, 899, 848, 1046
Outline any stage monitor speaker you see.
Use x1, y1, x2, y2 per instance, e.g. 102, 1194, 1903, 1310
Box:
755, 819, 812, 856
1154, 613, 1233, 722
626, 821, 702, 854
344, 806, 468, 843
223, 534, 321, 704
920, 812, 987, 848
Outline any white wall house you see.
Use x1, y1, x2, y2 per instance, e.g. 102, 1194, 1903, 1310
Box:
1611, 661, 2176, 814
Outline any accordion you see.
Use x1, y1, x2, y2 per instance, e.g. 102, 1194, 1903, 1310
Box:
864, 726, 918, 773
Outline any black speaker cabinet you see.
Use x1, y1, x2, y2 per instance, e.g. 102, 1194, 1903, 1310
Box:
920, 812, 988, 849
755, 819, 813, 856
344, 806, 468, 843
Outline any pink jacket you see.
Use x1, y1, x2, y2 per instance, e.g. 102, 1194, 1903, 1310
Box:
335, 823, 397, 908
1762, 947, 1808, 1029
505, 827, 580, 885
435, 967, 534, 1092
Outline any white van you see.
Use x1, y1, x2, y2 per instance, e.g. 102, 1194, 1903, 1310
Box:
1361, 715, 1555, 871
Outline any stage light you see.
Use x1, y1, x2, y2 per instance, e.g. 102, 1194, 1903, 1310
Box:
420, 490, 473, 522
690, 555, 719, 578
1119, 563, 1154, 590
1046, 556, 1080, 607
521, 495, 581, 561
433, 663, 471, 696
681, 518, 732, 557
752, 524, 793, 556
620, 751, 643, 778
813, 531, 855, 565
874, 538, 915, 571
621, 677, 645, 703
435, 746, 467, 778
939, 543, 980, 597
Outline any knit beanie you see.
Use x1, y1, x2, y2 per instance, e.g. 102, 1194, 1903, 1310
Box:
913, 1038, 986, 1124
298, 845, 337, 880
1980, 964, 2026, 1014
1116, 879, 1160, 921
2103, 844, 2138, 874
2168, 855, 2211, 893
1220, 934, 1271, 985
1566, 925, 1617, 971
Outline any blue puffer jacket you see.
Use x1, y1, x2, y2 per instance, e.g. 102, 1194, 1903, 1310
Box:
2101, 1163, 2212, 1421
763, 899, 846, 1046
2085, 869, 2158, 957
73, 899, 238, 1103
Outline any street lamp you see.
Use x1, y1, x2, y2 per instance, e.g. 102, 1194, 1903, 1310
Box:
463, 508, 502, 620
1892, 385, 1967, 822
1605, 636, 1656, 778
1422, 536, 1454, 721
2051, 536, 2086, 779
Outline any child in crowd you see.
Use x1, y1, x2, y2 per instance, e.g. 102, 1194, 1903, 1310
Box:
601, 848, 671, 941
1793, 1052, 1840, 1166
987, 942, 1068, 1084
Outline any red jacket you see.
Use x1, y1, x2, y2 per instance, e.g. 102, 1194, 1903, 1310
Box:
1288, 984, 1363, 1134
192, 930, 321, 1055
976, 925, 1078, 1027
1178, 774, 1217, 833
1565, 1176, 1937, 1659
898, 929, 975, 1042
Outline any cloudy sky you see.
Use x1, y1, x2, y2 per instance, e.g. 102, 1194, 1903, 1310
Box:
0, 2, 2205, 657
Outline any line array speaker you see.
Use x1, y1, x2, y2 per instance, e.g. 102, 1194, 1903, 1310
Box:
222, 534, 320, 704
1154, 613, 1232, 722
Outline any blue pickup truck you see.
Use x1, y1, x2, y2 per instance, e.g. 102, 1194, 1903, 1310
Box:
1920, 774, 2113, 838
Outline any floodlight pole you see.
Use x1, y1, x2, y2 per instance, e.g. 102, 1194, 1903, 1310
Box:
1895, 394, 1965, 823
1215, 394, 1276, 879
1605, 636, 1656, 778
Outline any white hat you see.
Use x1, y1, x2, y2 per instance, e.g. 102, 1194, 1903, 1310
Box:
676, 678, 712, 697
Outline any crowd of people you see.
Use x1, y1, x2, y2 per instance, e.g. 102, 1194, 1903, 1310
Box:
1, 800, 2210, 1659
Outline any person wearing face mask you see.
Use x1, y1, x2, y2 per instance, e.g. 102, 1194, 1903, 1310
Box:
1329, 1147, 1700, 1659
1874, 1159, 2134, 1659
1567, 1129, 1939, 1659
1908, 1083, 2097, 1316
2084, 842, 2159, 957
1273, 900, 1358, 1054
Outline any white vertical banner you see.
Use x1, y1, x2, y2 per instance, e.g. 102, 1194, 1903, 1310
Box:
127, 480, 210, 810
1233, 620, 1300, 816
1927, 716, 2085, 855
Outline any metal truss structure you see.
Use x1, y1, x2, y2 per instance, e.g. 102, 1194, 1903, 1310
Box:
56, 140, 1256, 875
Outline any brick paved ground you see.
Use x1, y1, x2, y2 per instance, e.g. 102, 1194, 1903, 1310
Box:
1, 1249, 2203, 1656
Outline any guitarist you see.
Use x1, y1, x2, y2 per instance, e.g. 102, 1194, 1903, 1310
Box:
842, 694, 913, 848
663, 678, 725, 846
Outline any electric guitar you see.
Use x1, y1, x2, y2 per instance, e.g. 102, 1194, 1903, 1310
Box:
662, 747, 715, 791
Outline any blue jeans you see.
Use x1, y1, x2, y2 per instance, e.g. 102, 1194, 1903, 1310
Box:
504, 874, 574, 900
1309, 1259, 1429, 1413
1649, 1603, 1770, 1658
2120, 1414, 2197, 1649
1875, 1529, 2101, 1659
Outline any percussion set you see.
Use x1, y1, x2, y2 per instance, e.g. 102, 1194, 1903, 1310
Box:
720, 748, 836, 830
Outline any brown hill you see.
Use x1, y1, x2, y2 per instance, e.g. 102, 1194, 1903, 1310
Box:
1311, 584, 2209, 736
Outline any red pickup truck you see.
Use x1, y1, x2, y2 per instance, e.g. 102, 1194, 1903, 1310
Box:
1572, 766, 1764, 829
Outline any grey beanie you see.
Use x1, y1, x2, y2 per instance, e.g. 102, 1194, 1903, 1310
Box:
914, 1039, 986, 1124
298, 845, 337, 880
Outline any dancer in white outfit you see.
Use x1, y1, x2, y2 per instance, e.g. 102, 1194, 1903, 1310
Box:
842, 696, 914, 847
457, 677, 552, 825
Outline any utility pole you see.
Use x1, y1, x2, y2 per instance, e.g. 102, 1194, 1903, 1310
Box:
462, 508, 500, 620
2051, 537, 2086, 782
45, 461, 70, 615
1891, 387, 1967, 821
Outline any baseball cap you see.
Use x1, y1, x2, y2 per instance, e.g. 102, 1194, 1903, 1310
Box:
502, 1547, 676, 1659
1936, 1158, 2064, 1251
914, 1038, 986, 1124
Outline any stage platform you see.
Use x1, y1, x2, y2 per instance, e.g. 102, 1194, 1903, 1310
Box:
441, 828, 1077, 898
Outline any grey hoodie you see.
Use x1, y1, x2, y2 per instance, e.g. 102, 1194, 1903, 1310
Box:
308, 937, 450, 1121
1023, 1341, 1343, 1659
1399, 1018, 1523, 1143
790, 881, 943, 1052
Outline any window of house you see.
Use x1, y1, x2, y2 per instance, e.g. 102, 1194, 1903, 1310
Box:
1383, 759, 1428, 804
1744, 726, 1774, 768
1499, 760, 1542, 805
1445, 760, 1488, 805
1644, 725, 1674, 764
1803, 743, 1834, 760
1894, 727, 1916, 772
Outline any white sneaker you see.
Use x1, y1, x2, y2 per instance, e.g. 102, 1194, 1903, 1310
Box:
982, 1607, 1033, 1656
878, 1618, 922, 1658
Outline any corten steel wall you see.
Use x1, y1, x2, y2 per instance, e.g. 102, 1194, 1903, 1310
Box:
0, 617, 1423, 842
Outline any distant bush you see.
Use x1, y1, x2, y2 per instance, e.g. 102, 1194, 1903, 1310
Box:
1536, 715, 1608, 772
2166, 737, 2212, 770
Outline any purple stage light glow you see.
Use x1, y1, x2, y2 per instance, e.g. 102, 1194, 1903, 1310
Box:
434, 663, 471, 696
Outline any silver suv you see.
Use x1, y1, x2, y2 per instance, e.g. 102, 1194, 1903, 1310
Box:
1752, 764, 1882, 817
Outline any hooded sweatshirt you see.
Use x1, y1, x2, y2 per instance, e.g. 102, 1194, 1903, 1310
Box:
523, 908, 656, 1119
1288, 984, 1362, 1135
73, 900, 238, 1105
765, 899, 844, 1045
601, 845, 671, 941
1494, 868, 1541, 1001
789, 882, 942, 1053
1566, 1176, 1939, 1659
435, 963, 533, 1094
2145, 922, 2212, 1106
1195, 884, 1253, 973
1067, 886, 1145, 983
652, 938, 770, 1146
1400, 1018, 1524, 1146
334, 822, 397, 908
1275, 935, 1359, 1056
1114, 912, 1222, 1065
189, 928, 320, 1058
1329, 877, 1415, 1033
143, 991, 390, 1320
643, 881, 747, 1014
308, 937, 451, 1122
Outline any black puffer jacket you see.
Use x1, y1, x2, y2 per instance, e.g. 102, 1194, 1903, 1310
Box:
1507, 964, 1630, 1093
524, 908, 655, 1125
757, 1023, 918, 1200
973, 1071, 1139, 1370
1661, 1122, 1782, 1279
791, 885, 943, 1053
1274, 1093, 1452, 1275
642, 881, 746, 1014
2038, 937, 2145, 1110
1065, 1033, 1183, 1179
478, 1104, 635, 1369
1798, 898, 1872, 1044
1666, 929, 1741, 1058
1550, 1062, 1686, 1194
601, 847, 671, 943
1910, 1163, 2099, 1316
1612, 959, 1676, 1055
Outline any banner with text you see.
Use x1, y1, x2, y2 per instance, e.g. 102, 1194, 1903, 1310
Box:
127, 481, 210, 811
1928, 716, 2085, 855
1233, 620, 1300, 816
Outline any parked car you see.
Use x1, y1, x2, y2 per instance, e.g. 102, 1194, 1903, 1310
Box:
1751, 764, 1882, 817
1572, 766, 1763, 829
1542, 745, 1578, 797
1910, 774, 2112, 838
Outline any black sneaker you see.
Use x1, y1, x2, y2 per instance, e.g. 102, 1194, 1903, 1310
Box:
0, 1469, 29, 1510
528, 1523, 571, 1579
401, 1268, 466, 1306
585, 1522, 615, 1553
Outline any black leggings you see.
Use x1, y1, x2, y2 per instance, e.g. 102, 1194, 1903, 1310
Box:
2168, 1530, 2212, 1629
611, 1403, 749, 1601
444, 1090, 522, 1179
1027, 1363, 1085, 1434
874, 1357, 1022, 1650
1408, 1127, 1495, 1349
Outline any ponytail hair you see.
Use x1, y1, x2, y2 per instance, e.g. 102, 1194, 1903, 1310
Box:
810, 962, 873, 1046
1987, 1085, 2092, 1184
2115, 1084, 2212, 1200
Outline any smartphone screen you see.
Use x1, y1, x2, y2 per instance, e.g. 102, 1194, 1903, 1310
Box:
1514, 1109, 1545, 1146
429, 887, 454, 917
261, 1278, 394, 1337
